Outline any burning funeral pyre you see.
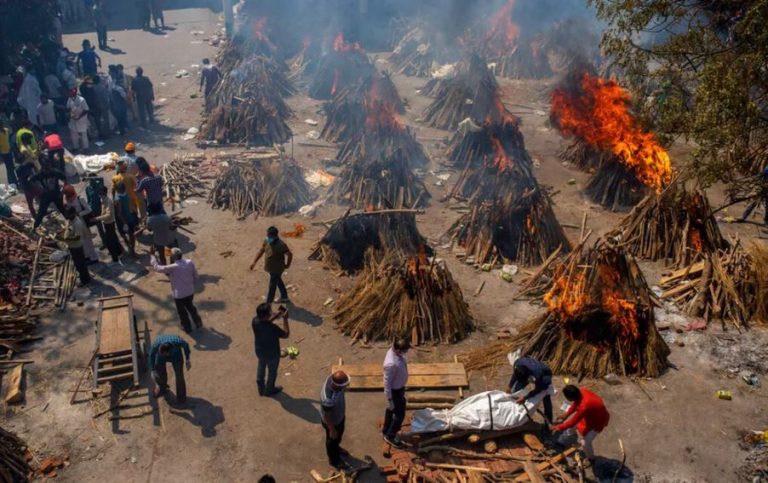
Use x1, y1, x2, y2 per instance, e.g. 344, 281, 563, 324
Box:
308, 33, 374, 100
216, 16, 277, 72
288, 37, 321, 87
422, 54, 507, 131
616, 181, 727, 268
321, 71, 405, 143
309, 210, 429, 274
551, 69, 673, 210
207, 154, 314, 219
328, 96, 430, 210
389, 22, 436, 78
334, 251, 473, 345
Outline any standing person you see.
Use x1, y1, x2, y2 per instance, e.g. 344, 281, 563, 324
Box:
15, 122, 39, 155
320, 371, 352, 471
42, 131, 65, 171
508, 356, 554, 423
135, 157, 164, 209
43, 71, 65, 125
131, 67, 154, 128
550, 385, 610, 461
93, 186, 123, 263
30, 162, 65, 228
110, 80, 128, 135
0, 120, 16, 185
249, 226, 293, 304
84, 174, 106, 246
13, 131, 40, 218
251, 303, 290, 396
91, 75, 111, 139
66, 88, 90, 152
112, 159, 140, 214
149, 0, 165, 29
199, 58, 221, 103
148, 334, 191, 403
63, 184, 99, 264
739, 167, 768, 225
382, 339, 410, 448
137, 0, 151, 30
114, 182, 138, 256
59, 207, 91, 286
150, 248, 203, 333
36, 94, 58, 133
146, 203, 174, 264
77, 40, 101, 78
93, 1, 108, 50
16, 68, 42, 126
120, 142, 138, 173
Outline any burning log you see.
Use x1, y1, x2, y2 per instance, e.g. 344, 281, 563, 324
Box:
551, 69, 672, 210
443, 186, 570, 267
308, 33, 374, 100
321, 71, 405, 143
288, 38, 321, 86
309, 210, 429, 274
616, 182, 727, 267
422, 55, 507, 131
207, 157, 314, 219
334, 252, 473, 345
0, 427, 30, 482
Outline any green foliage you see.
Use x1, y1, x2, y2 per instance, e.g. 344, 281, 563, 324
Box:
590, 0, 768, 186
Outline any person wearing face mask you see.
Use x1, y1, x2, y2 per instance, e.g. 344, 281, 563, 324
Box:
249, 226, 293, 304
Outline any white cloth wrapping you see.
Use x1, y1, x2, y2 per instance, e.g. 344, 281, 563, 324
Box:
17, 73, 42, 126
409, 387, 555, 434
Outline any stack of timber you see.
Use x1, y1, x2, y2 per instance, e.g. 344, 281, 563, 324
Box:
287, 38, 321, 86
616, 182, 727, 268
308, 33, 374, 100
160, 153, 215, 210
389, 23, 435, 78
309, 209, 429, 274
584, 161, 647, 211
208, 156, 314, 219
0, 427, 30, 482
558, 138, 606, 172
334, 252, 473, 345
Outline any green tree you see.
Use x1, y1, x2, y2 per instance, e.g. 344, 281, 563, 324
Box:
590, 0, 768, 187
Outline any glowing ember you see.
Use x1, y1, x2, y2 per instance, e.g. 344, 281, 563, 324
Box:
551, 73, 672, 190
544, 272, 587, 319
331, 70, 340, 96
489, 135, 513, 172
333, 33, 362, 53
363, 99, 404, 131
689, 230, 703, 252
252, 17, 267, 41
486, 0, 520, 51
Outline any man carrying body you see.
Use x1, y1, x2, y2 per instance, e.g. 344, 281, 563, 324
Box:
148, 334, 191, 403
383, 339, 410, 448
30, 162, 65, 229
42, 131, 65, 171
150, 248, 203, 333
249, 226, 293, 304
550, 385, 610, 461
508, 356, 554, 423
251, 303, 290, 397
320, 370, 352, 471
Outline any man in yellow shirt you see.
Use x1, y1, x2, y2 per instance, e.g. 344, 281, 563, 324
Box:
0, 120, 16, 185
111, 159, 140, 214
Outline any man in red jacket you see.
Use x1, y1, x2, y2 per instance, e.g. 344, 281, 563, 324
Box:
550, 385, 610, 460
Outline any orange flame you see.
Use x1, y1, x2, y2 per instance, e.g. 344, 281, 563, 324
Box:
689, 230, 703, 252
551, 73, 672, 190
252, 17, 267, 41
364, 99, 404, 131
490, 135, 513, 172
331, 70, 340, 96
333, 33, 362, 53
486, 0, 520, 52
544, 272, 587, 319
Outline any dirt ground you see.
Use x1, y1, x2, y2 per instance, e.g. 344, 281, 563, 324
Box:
3, 6, 767, 483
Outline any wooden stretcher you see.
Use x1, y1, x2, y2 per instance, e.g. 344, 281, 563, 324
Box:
332, 356, 469, 392
92, 294, 146, 388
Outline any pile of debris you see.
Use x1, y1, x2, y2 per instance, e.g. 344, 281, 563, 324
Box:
160, 153, 216, 210
0, 427, 30, 481
551, 68, 673, 210
422, 55, 508, 131
308, 33, 374, 100
334, 252, 472, 345
208, 155, 314, 219
659, 240, 768, 327
321, 71, 405, 143
616, 182, 727, 267
309, 209, 429, 274
1, 222, 39, 310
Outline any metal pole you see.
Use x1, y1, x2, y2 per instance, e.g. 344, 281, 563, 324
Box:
223, 0, 234, 39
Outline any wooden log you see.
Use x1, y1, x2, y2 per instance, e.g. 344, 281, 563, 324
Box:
514, 448, 577, 482
424, 463, 491, 473
4, 364, 24, 404
523, 460, 546, 483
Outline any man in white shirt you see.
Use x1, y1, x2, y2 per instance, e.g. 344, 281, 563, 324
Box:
66, 88, 90, 151
37, 94, 58, 133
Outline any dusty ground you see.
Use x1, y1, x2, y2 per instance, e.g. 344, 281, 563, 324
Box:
2, 6, 767, 483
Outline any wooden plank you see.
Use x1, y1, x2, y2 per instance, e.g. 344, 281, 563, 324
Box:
659, 261, 704, 285
332, 362, 466, 376
332, 362, 468, 389
98, 363, 134, 373
4, 365, 24, 404
97, 372, 134, 384
339, 374, 468, 390
99, 304, 132, 354
97, 352, 133, 364
514, 448, 577, 482
523, 461, 546, 483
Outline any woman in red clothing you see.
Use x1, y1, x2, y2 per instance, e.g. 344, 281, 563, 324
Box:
551, 385, 610, 460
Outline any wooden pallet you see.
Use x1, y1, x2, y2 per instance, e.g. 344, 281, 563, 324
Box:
332, 357, 469, 391
93, 295, 140, 387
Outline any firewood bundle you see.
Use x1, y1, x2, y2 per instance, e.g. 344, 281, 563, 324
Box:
0, 427, 30, 482
500, 237, 669, 377
321, 72, 405, 143
334, 252, 473, 345
328, 120, 430, 209
485, 37, 552, 79
390, 24, 436, 78
660, 241, 768, 327
585, 161, 647, 211
422, 55, 508, 131
616, 182, 727, 267
309, 210, 429, 274
160, 153, 215, 210
288, 40, 321, 87
444, 185, 571, 266
215, 31, 278, 73
207, 157, 314, 219
308, 34, 374, 100
558, 138, 606, 172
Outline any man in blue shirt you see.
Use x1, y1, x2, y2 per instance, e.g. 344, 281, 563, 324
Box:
508, 356, 554, 423
149, 334, 191, 403
77, 39, 101, 78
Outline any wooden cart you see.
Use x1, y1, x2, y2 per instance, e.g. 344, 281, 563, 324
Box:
92, 294, 147, 388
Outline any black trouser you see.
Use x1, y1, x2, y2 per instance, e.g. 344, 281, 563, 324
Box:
267, 271, 288, 303
112, 108, 127, 135
153, 359, 186, 402
97, 26, 108, 49
322, 418, 345, 466
2, 153, 17, 185
174, 294, 202, 331
511, 381, 553, 422
256, 356, 279, 395
154, 244, 168, 265
136, 98, 154, 127
383, 387, 406, 439
69, 245, 91, 285
101, 222, 124, 262
34, 190, 65, 228
47, 149, 65, 171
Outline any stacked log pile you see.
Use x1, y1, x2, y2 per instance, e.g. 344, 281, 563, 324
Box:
288, 39, 321, 87
309, 210, 429, 274
208, 156, 314, 219
558, 138, 606, 172
160, 153, 215, 210
308, 33, 374, 100
389, 23, 434, 77
334, 252, 473, 345
616, 182, 727, 267
215, 17, 277, 72
0, 427, 30, 482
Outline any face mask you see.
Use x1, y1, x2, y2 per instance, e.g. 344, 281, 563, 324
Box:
266, 236, 275, 244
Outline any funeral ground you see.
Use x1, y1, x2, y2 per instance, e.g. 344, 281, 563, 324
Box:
3, 7, 767, 483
